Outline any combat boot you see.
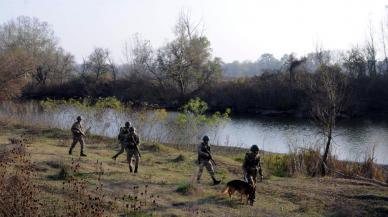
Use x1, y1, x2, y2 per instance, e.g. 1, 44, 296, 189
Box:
134, 166, 138, 173
80, 153, 87, 157
129, 166, 133, 173
212, 177, 221, 185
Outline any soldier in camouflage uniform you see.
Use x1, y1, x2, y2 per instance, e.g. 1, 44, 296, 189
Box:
126, 127, 141, 173
196, 136, 221, 185
112, 121, 131, 160
243, 144, 263, 188
69, 116, 87, 157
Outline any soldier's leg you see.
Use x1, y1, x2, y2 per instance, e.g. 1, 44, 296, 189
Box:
112, 143, 125, 159
127, 151, 134, 172
205, 161, 216, 179
69, 136, 78, 154
196, 162, 205, 182
79, 137, 86, 156
243, 169, 249, 183
134, 154, 140, 173
252, 174, 257, 188
243, 169, 253, 185
258, 167, 263, 181
246, 172, 254, 186
205, 161, 220, 185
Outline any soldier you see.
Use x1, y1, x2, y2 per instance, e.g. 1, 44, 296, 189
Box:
112, 121, 131, 160
196, 136, 221, 185
126, 127, 141, 173
68, 116, 87, 157
243, 144, 263, 187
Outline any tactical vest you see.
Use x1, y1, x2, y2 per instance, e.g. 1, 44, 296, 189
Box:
244, 152, 260, 169
198, 143, 211, 163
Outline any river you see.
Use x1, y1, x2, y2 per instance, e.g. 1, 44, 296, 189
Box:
1, 102, 387, 164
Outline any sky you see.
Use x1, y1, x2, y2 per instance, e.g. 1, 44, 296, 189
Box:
1, 0, 388, 63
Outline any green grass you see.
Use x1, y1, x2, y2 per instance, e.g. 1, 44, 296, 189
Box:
1, 122, 388, 217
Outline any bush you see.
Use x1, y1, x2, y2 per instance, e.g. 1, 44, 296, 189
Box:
172, 154, 186, 162
0, 143, 42, 216
176, 183, 199, 195
264, 154, 290, 177
47, 164, 72, 180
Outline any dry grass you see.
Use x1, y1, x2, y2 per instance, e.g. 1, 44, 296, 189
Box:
0, 122, 388, 217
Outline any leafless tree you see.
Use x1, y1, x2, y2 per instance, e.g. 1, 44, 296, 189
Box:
365, 22, 377, 78
310, 64, 349, 176
155, 11, 222, 100
83, 48, 111, 80
343, 47, 366, 79
0, 16, 74, 86
123, 33, 156, 79
0, 49, 34, 101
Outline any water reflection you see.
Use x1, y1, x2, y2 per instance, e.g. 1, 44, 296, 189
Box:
0, 102, 387, 164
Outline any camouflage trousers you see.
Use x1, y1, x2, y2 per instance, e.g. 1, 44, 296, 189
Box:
196, 160, 216, 181
70, 135, 84, 153
243, 167, 263, 187
126, 148, 140, 170
112, 143, 125, 159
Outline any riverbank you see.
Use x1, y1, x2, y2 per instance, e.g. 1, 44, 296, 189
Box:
1, 122, 388, 217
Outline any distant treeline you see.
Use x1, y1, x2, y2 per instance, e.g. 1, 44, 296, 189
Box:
2, 16, 388, 116
23, 63, 388, 116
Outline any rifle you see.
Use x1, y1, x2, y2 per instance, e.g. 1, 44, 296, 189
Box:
73, 129, 86, 137
202, 147, 216, 166
129, 134, 141, 158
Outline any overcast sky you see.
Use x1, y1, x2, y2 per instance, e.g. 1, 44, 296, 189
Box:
1, 0, 388, 63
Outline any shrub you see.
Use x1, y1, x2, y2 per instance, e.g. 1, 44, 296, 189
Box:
0, 142, 42, 217
172, 154, 186, 162
176, 183, 199, 195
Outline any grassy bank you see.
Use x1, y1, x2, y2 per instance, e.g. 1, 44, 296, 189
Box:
1, 122, 388, 217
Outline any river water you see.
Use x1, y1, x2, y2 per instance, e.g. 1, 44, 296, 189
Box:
1, 102, 387, 164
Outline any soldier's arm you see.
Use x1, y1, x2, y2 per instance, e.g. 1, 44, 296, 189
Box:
257, 155, 262, 168
117, 128, 123, 140
71, 123, 79, 133
135, 134, 140, 146
197, 145, 209, 158
242, 153, 249, 169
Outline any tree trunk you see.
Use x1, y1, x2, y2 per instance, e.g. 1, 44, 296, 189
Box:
321, 127, 332, 176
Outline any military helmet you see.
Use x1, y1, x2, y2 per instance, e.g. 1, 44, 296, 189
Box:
125, 121, 131, 127
76, 116, 82, 121
202, 135, 210, 142
250, 144, 259, 152
129, 127, 135, 132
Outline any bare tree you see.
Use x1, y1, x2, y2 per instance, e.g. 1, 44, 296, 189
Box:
343, 47, 366, 79
380, 21, 388, 74
0, 16, 74, 86
365, 22, 377, 78
83, 48, 111, 80
310, 64, 349, 176
155, 11, 222, 101
0, 49, 34, 101
123, 33, 156, 79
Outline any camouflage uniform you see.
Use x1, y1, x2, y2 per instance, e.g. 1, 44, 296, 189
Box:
126, 129, 140, 173
242, 151, 263, 187
69, 117, 86, 156
112, 125, 130, 160
196, 136, 220, 185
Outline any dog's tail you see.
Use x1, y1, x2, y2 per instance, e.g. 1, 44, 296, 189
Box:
221, 186, 229, 194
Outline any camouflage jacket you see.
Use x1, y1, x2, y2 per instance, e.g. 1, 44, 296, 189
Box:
197, 142, 211, 163
126, 132, 140, 149
243, 152, 261, 170
118, 126, 130, 143
71, 121, 84, 136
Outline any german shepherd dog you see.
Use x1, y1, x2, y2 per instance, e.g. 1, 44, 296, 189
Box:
222, 180, 256, 205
